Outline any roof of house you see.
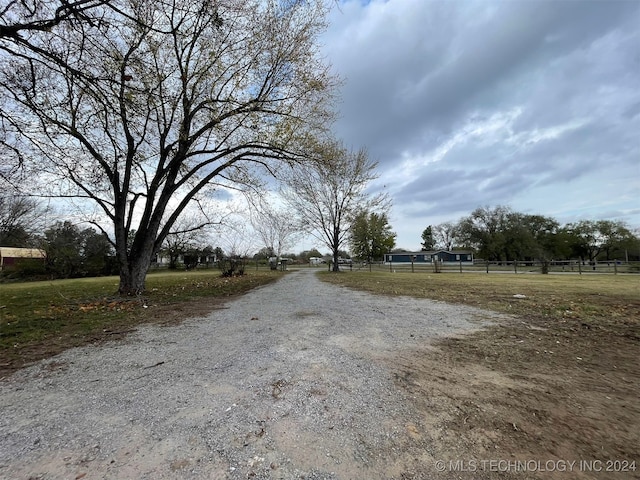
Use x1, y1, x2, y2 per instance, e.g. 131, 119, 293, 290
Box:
0, 247, 46, 259
390, 250, 473, 255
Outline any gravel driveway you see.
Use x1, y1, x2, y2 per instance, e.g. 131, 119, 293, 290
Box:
0, 269, 501, 479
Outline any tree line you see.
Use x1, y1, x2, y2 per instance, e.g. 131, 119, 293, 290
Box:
421, 206, 640, 263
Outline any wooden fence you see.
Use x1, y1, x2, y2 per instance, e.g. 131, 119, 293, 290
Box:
339, 260, 640, 275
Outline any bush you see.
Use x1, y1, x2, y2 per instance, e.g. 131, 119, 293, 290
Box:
0, 259, 48, 281
218, 257, 246, 277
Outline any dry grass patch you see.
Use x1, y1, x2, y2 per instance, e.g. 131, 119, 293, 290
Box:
0, 270, 284, 377
320, 271, 640, 479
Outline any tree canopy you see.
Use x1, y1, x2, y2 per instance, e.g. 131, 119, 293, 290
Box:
439, 205, 638, 262
1, 0, 337, 293
420, 226, 434, 251
350, 211, 396, 261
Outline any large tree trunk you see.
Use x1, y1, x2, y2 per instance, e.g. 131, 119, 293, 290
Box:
115, 220, 158, 295
118, 254, 153, 295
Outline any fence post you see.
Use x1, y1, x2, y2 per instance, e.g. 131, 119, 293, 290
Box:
486, 261, 489, 274
578, 261, 582, 275
614, 260, 618, 275
459, 257, 462, 273
514, 260, 517, 274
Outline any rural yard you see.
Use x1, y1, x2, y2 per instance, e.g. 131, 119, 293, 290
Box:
0, 269, 638, 479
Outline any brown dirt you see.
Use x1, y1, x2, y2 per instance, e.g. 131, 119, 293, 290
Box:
387, 313, 640, 479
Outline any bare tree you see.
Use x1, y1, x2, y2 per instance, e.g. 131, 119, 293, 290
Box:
0, 194, 49, 246
0, 0, 111, 40
249, 199, 301, 266
282, 141, 388, 271
215, 218, 257, 276
161, 217, 210, 269
432, 222, 459, 250
1, 0, 337, 293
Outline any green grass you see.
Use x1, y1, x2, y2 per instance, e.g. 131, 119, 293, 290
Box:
319, 271, 640, 328
0, 270, 284, 373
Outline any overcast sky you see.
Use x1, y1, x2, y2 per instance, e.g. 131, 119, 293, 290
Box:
318, 0, 640, 251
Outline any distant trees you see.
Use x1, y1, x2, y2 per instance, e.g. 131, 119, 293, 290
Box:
298, 248, 325, 263
432, 222, 459, 251
431, 205, 639, 263
0, 195, 47, 247
250, 203, 300, 267
160, 214, 218, 270
350, 211, 396, 262
455, 206, 564, 263
282, 141, 388, 271
43, 221, 115, 278
561, 220, 638, 262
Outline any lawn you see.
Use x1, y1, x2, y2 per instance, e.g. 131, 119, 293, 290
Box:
319, 271, 640, 331
0, 269, 284, 375
319, 271, 640, 478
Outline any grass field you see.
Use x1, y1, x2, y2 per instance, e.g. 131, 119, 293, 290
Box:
319, 270, 640, 477
0, 270, 284, 375
318, 271, 640, 329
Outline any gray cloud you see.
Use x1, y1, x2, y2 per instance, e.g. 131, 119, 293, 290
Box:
322, 0, 640, 248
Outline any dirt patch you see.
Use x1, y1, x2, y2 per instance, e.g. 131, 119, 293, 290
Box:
388, 314, 640, 479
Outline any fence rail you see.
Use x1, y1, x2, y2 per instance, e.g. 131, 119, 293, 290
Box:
337, 260, 640, 275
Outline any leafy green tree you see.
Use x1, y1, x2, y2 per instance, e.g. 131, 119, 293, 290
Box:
42, 222, 115, 278
456, 206, 511, 261
563, 220, 637, 261
594, 220, 637, 260
456, 206, 562, 262
350, 211, 396, 261
420, 226, 434, 251
81, 228, 116, 276
502, 212, 559, 262
43, 221, 84, 278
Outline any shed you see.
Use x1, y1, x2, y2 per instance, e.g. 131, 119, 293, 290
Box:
0, 247, 46, 271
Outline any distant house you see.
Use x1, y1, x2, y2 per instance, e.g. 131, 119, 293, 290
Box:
153, 252, 217, 268
384, 250, 474, 265
0, 247, 46, 271
309, 257, 325, 265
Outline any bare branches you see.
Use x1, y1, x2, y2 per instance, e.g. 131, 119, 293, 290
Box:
248, 196, 301, 261
281, 140, 389, 270
0, 0, 109, 40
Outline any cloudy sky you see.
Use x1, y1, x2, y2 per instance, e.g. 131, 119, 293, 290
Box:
318, 0, 640, 251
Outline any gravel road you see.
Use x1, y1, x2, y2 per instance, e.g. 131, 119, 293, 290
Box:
0, 269, 502, 479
